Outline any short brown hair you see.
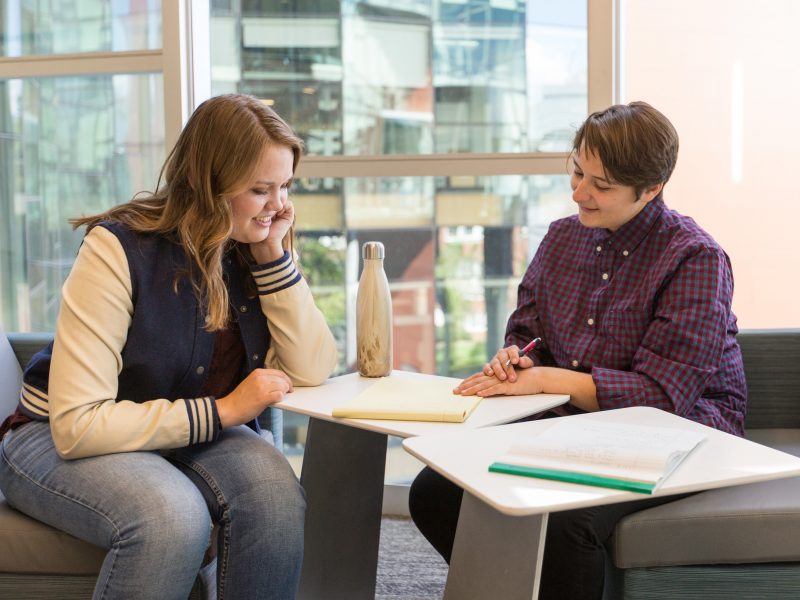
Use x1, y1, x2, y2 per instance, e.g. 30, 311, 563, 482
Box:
572, 101, 679, 198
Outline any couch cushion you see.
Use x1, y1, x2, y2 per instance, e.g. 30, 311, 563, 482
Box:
0, 490, 105, 575
611, 475, 800, 568
621, 563, 800, 600
1, 330, 105, 575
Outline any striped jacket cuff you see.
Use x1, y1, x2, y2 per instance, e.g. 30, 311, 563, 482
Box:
20, 383, 50, 418
184, 396, 221, 445
251, 251, 302, 295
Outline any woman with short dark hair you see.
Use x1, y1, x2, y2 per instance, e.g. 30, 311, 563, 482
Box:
410, 101, 746, 599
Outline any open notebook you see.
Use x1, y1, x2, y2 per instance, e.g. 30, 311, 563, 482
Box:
331, 376, 481, 423
489, 418, 707, 494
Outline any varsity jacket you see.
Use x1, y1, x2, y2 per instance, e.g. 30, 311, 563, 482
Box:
18, 222, 337, 459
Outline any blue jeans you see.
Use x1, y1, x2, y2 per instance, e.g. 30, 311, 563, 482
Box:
0, 421, 305, 600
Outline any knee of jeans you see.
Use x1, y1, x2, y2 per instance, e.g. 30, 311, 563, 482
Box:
123, 487, 212, 556
235, 470, 306, 528
227, 445, 305, 516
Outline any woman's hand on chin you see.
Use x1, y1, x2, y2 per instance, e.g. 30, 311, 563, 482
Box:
250, 199, 295, 264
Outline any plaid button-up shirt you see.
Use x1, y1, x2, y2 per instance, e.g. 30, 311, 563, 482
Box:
507, 197, 746, 436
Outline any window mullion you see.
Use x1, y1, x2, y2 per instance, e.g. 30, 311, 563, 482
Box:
588, 0, 619, 111
0, 50, 161, 78
297, 153, 570, 179
162, 0, 210, 153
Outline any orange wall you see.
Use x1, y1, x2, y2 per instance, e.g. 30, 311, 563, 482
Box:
623, 0, 800, 328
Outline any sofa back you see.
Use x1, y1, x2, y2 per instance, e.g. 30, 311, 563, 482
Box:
6, 332, 52, 372
4, 329, 798, 432
738, 329, 800, 430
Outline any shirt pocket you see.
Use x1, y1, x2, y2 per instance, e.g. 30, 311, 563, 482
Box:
602, 308, 652, 365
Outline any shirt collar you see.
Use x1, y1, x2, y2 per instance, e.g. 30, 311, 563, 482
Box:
592, 195, 665, 255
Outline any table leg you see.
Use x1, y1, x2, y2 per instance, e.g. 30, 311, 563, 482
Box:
297, 417, 388, 600
445, 492, 548, 600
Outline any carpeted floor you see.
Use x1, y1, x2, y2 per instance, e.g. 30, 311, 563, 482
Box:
376, 516, 448, 600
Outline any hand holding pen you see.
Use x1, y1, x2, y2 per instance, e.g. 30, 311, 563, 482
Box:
482, 337, 542, 382
504, 337, 542, 367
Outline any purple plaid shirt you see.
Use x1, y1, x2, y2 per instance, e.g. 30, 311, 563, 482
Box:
507, 197, 746, 436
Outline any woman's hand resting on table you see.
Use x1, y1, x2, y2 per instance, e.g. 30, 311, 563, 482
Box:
216, 368, 294, 428
454, 367, 546, 398
454, 363, 600, 412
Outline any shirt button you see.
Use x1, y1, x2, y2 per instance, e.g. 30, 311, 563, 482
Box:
596, 245, 602, 252
623, 250, 629, 256
196, 366, 205, 375
252, 353, 259, 362
602, 273, 609, 280
240, 305, 248, 313
571, 359, 579, 367
587, 318, 595, 326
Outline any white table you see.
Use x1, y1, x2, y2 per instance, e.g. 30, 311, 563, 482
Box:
274, 369, 569, 600
402, 406, 800, 600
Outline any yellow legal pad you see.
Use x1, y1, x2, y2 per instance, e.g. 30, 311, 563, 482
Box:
331, 376, 482, 423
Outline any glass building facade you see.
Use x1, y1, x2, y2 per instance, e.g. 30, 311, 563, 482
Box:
0, 0, 165, 332
208, 0, 586, 473
209, 0, 585, 378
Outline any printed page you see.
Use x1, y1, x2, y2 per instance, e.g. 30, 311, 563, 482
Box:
503, 420, 706, 484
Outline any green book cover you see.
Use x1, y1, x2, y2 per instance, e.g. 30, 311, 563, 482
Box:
489, 462, 655, 494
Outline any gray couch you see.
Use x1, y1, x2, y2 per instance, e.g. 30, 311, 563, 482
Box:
0, 332, 281, 600
609, 329, 800, 599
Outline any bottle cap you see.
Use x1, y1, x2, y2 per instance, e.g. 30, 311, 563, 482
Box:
362, 241, 384, 260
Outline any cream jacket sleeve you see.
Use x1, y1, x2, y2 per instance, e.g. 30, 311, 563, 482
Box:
49, 227, 219, 459
251, 251, 338, 386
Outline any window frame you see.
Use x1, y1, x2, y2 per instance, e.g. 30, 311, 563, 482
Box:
0, 0, 619, 175
0, 0, 211, 151
0, 0, 621, 505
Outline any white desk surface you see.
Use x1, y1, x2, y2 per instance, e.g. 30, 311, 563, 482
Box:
403, 406, 800, 516
274, 370, 569, 439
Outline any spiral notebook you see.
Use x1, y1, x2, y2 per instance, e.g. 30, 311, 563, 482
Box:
331, 376, 481, 423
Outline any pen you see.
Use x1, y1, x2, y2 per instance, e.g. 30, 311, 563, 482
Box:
504, 337, 542, 367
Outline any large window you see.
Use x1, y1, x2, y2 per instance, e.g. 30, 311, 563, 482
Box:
208, 0, 589, 479
1, 1, 161, 56
0, 74, 163, 331
211, 0, 587, 156
0, 1, 170, 332
1, 0, 604, 486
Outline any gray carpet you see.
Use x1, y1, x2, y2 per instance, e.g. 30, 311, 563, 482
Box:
377, 516, 448, 600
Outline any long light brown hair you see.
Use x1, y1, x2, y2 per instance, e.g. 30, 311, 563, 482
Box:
71, 94, 304, 330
